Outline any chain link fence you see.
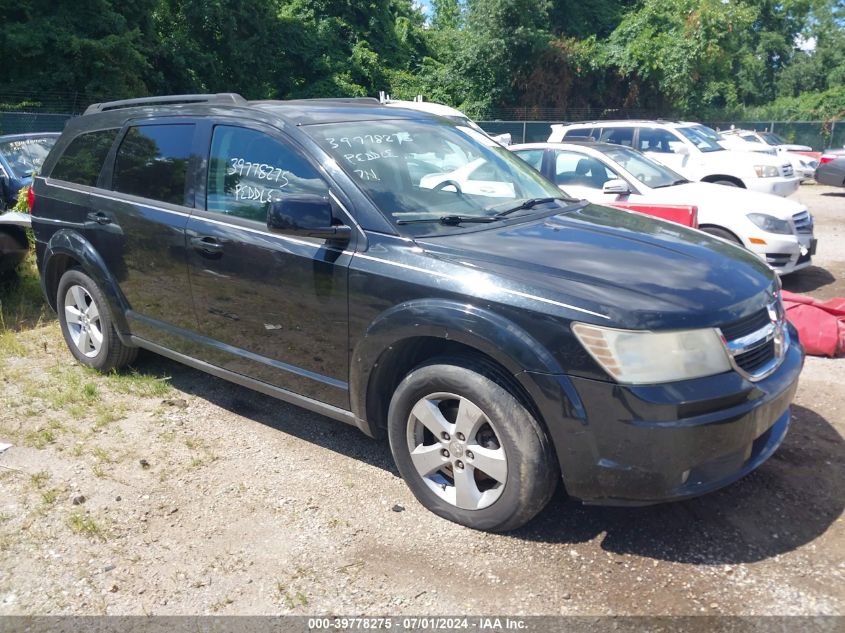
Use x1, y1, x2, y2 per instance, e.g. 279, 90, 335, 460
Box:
477, 120, 842, 150
0, 92, 841, 150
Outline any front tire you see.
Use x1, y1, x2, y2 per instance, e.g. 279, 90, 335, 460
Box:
701, 226, 743, 245
57, 268, 137, 371
387, 358, 558, 532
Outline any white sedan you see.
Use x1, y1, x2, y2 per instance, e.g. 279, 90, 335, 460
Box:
511, 141, 817, 276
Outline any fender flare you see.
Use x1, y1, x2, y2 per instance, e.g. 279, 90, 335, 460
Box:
42, 229, 132, 341
349, 298, 571, 431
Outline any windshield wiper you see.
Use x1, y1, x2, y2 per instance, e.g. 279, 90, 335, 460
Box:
396, 215, 498, 226
489, 196, 571, 219
652, 179, 690, 189
395, 197, 571, 226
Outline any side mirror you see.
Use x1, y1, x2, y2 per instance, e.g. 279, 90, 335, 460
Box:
667, 142, 689, 155
267, 195, 351, 242
602, 179, 631, 195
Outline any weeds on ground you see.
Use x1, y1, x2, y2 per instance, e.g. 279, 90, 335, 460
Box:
66, 512, 107, 541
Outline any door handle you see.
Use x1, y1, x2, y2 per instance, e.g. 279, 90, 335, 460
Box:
190, 236, 224, 254
86, 212, 111, 225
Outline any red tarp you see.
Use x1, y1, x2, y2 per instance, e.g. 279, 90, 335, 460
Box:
609, 203, 699, 228
781, 290, 845, 357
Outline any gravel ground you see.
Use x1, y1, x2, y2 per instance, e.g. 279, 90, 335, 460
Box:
0, 184, 843, 616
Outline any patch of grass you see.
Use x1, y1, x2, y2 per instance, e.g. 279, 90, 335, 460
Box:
41, 488, 59, 506
24, 428, 55, 449
70, 443, 85, 457
82, 383, 98, 401
0, 329, 25, 358
92, 447, 113, 464
276, 585, 308, 609
105, 369, 172, 398
0, 254, 51, 333
30, 470, 50, 489
92, 403, 125, 430
210, 597, 234, 612
66, 512, 107, 541
92, 464, 106, 478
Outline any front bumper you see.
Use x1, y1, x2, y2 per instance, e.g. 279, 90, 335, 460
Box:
745, 176, 801, 197
531, 328, 804, 505
746, 232, 815, 275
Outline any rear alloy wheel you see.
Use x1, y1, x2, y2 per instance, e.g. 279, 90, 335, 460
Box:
57, 268, 137, 371
388, 358, 558, 531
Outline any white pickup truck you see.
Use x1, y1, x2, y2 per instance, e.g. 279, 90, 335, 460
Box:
548, 120, 801, 197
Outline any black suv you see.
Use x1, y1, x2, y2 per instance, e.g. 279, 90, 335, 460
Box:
31, 94, 803, 531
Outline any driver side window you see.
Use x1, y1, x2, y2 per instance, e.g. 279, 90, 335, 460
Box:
638, 129, 683, 154
207, 126, 328, 223
554, 151, 615, 189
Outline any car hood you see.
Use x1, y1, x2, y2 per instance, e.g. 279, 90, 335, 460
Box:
644, 181, 805, 220
417, 203, 776, 330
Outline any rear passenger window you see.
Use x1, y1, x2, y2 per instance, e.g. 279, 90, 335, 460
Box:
50, 129, 118, 187
113, 124, 195, 206
599, 127, 634, 147
206, 126, 328, 223
562, 127, 597, 141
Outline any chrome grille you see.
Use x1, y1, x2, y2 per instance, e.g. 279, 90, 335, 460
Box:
719, 309, 770, 340
792, 210, 813, 234
782, 163, 794, 177
717, 299, 787, 381
735, 339, 776, 374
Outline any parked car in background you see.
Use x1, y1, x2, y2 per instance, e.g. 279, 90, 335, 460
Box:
815, 148, 845, 188
548, 121, 800, 197
511, 141, 817, 275
720, 128, 812, 153
30, 93, 803, 531
0, 133, 59, 210
719, 129, 818, 179
380, 94, 512, 145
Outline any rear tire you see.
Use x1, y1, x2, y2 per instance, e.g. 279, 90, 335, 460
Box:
57, 268, 137, 371
711, 179, 741, 188
387, 357, 558, 532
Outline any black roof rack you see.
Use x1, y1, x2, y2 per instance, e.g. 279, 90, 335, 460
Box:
84, 93, 247, 115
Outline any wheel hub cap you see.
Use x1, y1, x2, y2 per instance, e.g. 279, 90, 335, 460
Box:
406, 392, 508, 511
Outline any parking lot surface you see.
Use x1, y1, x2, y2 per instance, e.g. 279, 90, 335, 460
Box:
0, 185, 843, 615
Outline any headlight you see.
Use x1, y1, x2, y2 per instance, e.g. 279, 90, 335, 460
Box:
747, 213, 793, 234
572, 323, 731, 384
754, 165, 780, 178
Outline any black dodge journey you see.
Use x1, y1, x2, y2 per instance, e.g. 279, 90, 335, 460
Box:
30, 94, 803, 531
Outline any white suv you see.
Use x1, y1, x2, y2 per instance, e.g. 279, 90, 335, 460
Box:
549, 121, 800, 197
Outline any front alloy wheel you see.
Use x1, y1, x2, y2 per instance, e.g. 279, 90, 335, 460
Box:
388, 358, 558, 532
406, 392, 508, 510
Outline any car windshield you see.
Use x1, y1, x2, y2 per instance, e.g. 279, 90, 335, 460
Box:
305, 119, 564, 227
676, 126, 724, 153
0, 136, 56, 176
760, 132, 789, 146
602, 145, 687, 189
688, 124, 722, 141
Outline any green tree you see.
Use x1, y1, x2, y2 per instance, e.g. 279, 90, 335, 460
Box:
454, 0, 552, 115
0, 0, 159, 101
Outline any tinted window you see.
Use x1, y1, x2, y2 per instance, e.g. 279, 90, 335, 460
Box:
637, 128, 683, 154
562, 127, 596, 140
513, 149, 544, 171
113, 124, 195, 205
50, 130, 117, 186
207, 126, 329, 222
599, 127, 634, 147
554, 150, 616, 188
